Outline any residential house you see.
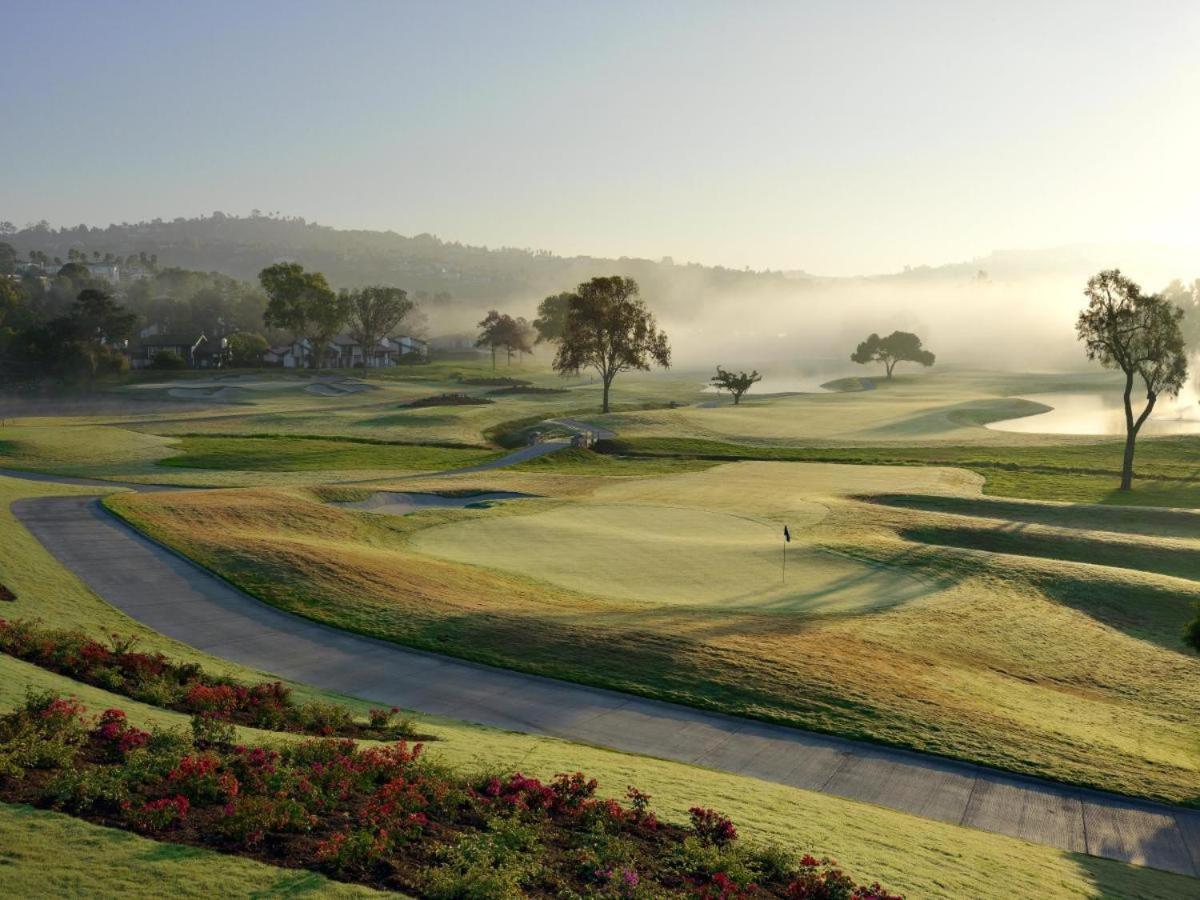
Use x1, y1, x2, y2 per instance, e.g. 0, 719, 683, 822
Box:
264, 334, 427, 369
126, 332, 217, 369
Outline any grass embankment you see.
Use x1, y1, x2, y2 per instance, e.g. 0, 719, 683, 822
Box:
105, 463, 1200, 807
603, 436, 1200, 506
158, 435, 501, 472
6, 476, 1190, 896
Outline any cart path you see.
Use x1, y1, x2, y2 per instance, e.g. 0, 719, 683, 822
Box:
10, 492, 1200, 876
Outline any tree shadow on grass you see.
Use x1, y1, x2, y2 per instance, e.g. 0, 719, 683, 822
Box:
899, 524, 1200, 583
868, 492, 1200, 539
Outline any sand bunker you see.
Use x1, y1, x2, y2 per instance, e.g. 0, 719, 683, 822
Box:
165, 386, 245, 401
305, 379, 377, 396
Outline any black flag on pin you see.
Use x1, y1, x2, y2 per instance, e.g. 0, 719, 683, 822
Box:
783, 525, 790, 543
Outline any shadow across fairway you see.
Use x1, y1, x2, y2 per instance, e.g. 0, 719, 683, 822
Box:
899, 524, 1200, 584
870, 492, 1200, 539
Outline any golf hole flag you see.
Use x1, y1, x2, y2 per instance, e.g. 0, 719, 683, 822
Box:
783, 525, 791, 542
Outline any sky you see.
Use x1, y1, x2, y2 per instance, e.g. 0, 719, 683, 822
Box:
2, 0, 1198, 276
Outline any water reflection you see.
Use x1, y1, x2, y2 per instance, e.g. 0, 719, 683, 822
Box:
988, 391, 1200, 435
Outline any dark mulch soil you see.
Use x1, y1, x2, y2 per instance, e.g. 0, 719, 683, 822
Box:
487, 386, 569, 396
403, 393, 493, 408
459, 377, 532, 387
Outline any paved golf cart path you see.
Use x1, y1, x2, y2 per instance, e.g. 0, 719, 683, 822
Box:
7, 471, 1200, 877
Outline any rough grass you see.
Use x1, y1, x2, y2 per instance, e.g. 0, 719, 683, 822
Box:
5, 476, 1192, 896
107, 462, 1200, 805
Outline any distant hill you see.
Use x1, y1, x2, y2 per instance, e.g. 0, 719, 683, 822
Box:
2, 213, 816, 316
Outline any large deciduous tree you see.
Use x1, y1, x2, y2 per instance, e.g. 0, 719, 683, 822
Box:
1076, 269, 1188, 491
259, 263, 348, 371
850, 331, 935, 380
710, 366, 762, 405
533, 292, 572, 344
227, 331, 270, 367
346, 285, 413, 376
553, 276, 670, 413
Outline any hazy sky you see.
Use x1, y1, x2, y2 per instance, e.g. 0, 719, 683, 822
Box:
3, 0, 1198, 275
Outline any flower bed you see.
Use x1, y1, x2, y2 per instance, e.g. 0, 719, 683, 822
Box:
0, 692, 901, 898
0, 619, 426, 741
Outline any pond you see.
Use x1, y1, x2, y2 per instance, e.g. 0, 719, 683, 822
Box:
987, 390, 1200, 436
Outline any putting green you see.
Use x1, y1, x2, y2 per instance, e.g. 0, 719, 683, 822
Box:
412, 500, 936, 613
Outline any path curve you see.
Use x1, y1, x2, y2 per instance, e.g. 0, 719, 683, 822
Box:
4, 473, 1200, 876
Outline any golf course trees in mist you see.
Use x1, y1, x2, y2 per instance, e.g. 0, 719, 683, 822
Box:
1076, 269, 1188, 492
710, 366, 762, 404
533, 291, 572, 344
850, 331, 936, 380
476, 310, 534, 368
345, 285, 413, 377
553, 276, 671, 413
259, 262, 348, 371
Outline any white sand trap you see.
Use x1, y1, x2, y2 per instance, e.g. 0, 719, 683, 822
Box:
335, 491, 532, 516
304, 383, 346, 396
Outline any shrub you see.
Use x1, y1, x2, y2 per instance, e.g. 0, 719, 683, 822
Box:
41, 765, 131, 813
150, 349, 186, 370
124, 795, 189, 833
1184, 610, 1200, 653
690, 806, 738, 846
217, 795, 315, 847
90, 708, 150, 759
291, 700, 354, 736
316, 828, 389, 877
786, 855, 904, 899
191, 713, 237, 748
167, 753, 239, 804
368, 706, 401, 729
0, 619, 417, 740
422, 818, 544, 899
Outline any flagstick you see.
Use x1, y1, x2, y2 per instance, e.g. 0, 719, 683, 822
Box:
781, 537, 786, 584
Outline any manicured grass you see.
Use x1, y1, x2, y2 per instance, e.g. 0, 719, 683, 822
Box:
605, 436, 1200, 507
413, 500, 927, 612
107, 462, 1200, 805
6, 475, 1191, 896
157, 435, 501, 472
597, 369, 1131, 446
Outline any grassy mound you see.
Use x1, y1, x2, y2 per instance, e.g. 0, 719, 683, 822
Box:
605, 436, 1200, 507
158, 436, 500, 472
